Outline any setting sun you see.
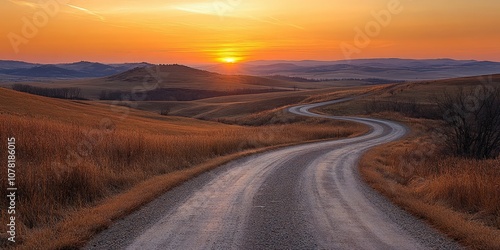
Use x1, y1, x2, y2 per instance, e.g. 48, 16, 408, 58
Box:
221, 57, 237, 64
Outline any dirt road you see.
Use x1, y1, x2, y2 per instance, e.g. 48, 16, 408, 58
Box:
86, 99, 460, 249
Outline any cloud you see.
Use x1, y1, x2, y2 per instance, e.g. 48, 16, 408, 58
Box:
7, 0, 105, 21
7, 0, 38, 8
246, 15, 305, 30
174, 3, 215, 15
65, 4, 105, 21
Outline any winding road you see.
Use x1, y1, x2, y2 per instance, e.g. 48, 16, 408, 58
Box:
86, 98, 460, 250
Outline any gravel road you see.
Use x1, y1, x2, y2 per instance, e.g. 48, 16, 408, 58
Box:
86, 98, 461, 250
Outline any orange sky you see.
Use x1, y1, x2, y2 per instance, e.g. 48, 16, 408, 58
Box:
1, 0, 500, 64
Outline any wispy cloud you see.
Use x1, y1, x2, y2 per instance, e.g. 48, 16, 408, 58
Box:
246, 15, 305, 30
173, 2, 227, 16
172, 2, 304, 30
7, 0, 105, 21
66, 4, 105, 21
7, 0, 38, 8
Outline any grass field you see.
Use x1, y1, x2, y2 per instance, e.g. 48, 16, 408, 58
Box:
111, 85, 376, 121
0, 87, 367, 248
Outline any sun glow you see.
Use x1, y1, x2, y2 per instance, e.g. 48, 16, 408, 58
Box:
221, 57, 238, 64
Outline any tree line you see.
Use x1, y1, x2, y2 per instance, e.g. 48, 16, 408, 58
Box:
12, 84, 85, 100
98, 88, 285, 101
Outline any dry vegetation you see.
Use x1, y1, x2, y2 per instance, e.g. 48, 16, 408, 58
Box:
359, 118, 500, 249
110, 85, 372, 120
4, 73, 497, 248
0, 87, 367, 249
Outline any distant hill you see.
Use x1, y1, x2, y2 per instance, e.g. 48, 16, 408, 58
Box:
3, 58, 499, 82
106, 64, 217, 83
0, 60, 153, 79
57, 61, 117, 77
6, 64, 307, 99
202, 58, 500, 81
0, 60, 39, 70
103, 64, 306, 89
3, 65, 88, 78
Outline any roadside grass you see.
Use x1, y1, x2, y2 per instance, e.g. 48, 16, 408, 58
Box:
359, 120, 500, 249
0, 88, 368, 249
20, 144, 323, 249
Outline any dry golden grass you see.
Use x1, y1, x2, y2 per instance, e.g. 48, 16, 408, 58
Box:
119, 86, 365, 120
0, 88, 367, 249
0, 87, 228, 135
359, 118, 500, 249
19, 145, 308, 249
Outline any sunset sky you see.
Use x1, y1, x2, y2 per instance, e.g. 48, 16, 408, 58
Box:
1, 0, 500, 64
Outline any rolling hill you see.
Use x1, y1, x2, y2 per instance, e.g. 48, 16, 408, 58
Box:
0, 86, 225, 134
0, 60, 152, 79
103, 64, 300, 90
202, 58, 500, 81
2, 64, 325, 100
316, 73, 500, 118
3, 58, 500, 82
2, 65, 88, 78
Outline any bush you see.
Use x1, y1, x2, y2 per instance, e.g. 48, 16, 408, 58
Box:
438, 86, 500, 159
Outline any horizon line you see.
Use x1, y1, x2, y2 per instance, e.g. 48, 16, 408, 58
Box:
1, 57, 500, 66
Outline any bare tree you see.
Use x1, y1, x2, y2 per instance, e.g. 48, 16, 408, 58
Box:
438, 86, 500, 159
160, 106, 171, 116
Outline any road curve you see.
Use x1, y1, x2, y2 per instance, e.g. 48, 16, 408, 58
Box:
86, 99, 460, 250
